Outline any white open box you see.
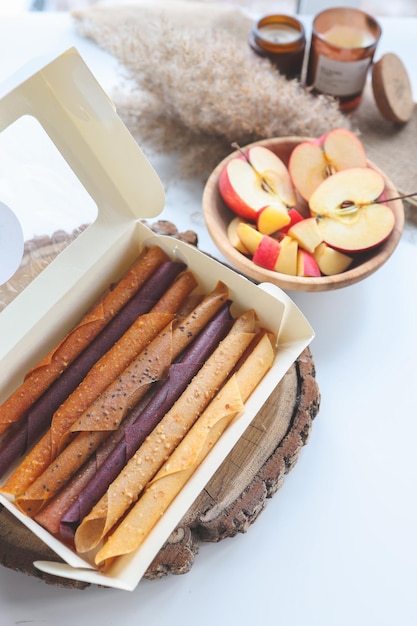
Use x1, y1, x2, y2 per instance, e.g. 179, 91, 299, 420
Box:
0, 49, 314, 590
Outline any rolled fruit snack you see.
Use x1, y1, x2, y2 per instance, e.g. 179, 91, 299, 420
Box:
16, 297, 234, 521
0, 259, 185, 478
0, 244, 169, 436
93, 332, 275, 567
34, 281, 230, 536
2, 269, 197, 496
69, 308, 257, 552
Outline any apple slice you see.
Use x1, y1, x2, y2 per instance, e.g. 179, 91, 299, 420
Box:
257, 202, 291, 235
279, 208, 305, 234
218, 146, 296, 221
314, 242, 353, 275
288, 216, 323, 253
274, 236, 298, 275
297, 249, 322, 277
236, 222, 263, 255
252, 236, 281, 270
309, 167, 395, 253
227, 216, 250, 254
289, 128, 368, 201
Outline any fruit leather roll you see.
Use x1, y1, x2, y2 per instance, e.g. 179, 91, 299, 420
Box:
0, 260, 185, 479
93, 332, 275, 567
14, 323, 175, 517
56, 302, 235, 542
72, 309, 257, 554
2, 270, 197, 497
34, 281, 230, 536
0, 245, 169, 435
17, 296, 233, 519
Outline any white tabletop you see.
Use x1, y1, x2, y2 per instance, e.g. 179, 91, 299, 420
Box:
0, 10, 416, 626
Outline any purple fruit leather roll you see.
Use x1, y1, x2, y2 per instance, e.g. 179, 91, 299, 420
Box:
0, 261, 185, 477
58, 302, 233, 542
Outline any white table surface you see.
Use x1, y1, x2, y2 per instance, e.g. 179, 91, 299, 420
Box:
0, 10, 416, 626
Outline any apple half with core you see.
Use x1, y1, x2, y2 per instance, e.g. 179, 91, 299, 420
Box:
309, 167, 395, 253
289, 128, 368, 201
218, 145, 296, 221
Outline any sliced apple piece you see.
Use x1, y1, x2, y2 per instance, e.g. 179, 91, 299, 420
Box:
288, 216, 323, 253
274, 236, 298, 275
309, 167, 395, 253
227, 216, 251, 254
289, 128, 368, 201
314, 242, 353, 275
218, 146, 296, 221
236, 222, 263, 256
252, 236, 281, 270
279, 207, 305, 234
257, 202, 291, 235
297, 249, 322, 277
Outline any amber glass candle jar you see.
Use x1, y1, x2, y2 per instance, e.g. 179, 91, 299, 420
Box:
306, 7, 381, 111
249, 15, 306, 80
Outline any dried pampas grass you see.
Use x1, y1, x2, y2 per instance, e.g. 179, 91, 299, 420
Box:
73, 1, 350, 175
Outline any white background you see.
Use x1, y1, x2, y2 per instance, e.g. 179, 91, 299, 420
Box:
0, 10, 416, 626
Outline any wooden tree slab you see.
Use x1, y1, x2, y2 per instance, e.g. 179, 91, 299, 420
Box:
0, 347, 319, 588
0, 224, 320, 588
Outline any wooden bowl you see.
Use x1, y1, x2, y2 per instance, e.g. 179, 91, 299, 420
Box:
202, 137, 405, 292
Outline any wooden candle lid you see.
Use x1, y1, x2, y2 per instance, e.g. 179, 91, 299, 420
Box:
372, 52, 413, 124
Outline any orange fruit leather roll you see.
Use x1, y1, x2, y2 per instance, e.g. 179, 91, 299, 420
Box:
16, 282, 231, 518
94, 332, 275, 568
0, 260, 187, 479
1, 270, 197, 497
73, 309, 257, 555
0, 245, 169, 435
34, 281, 230, 537
14, 324, 175, 517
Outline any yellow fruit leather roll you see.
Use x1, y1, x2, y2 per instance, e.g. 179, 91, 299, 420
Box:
34, 282, 230, 537
94, 332, 275, 567
0, 245, 169, 434
14, 323, 175, 517
74, 310, 257, 554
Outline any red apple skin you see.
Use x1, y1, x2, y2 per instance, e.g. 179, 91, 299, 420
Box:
252, 236, 281, 270
218, 158, 259, 221
279, 208, 305, 234
297, 249, 322, 277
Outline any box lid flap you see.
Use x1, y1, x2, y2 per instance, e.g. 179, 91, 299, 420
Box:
0, 47, 164, 224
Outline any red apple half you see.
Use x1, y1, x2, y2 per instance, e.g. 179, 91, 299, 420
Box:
309, 167, 395, 253
219, 146, 296, 221
289, 128, 368, 202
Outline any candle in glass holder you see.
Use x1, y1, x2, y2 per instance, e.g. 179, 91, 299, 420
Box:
306, 8, 381, 111
249, 15, 306, 80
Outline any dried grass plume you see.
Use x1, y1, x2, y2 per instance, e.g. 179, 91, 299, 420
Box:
73, 1, 350, 175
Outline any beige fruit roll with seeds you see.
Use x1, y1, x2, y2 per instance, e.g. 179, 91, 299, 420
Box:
74, 309, 257, 555
93, 331, 275, 568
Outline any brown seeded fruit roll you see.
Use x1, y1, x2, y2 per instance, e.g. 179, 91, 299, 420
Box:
2, 270, 197, 496
0, 260, 185, 478
0, 245, 169, 436
17, 295, 233, 520
34, 281, 230, 537
68, 308, 257, 552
